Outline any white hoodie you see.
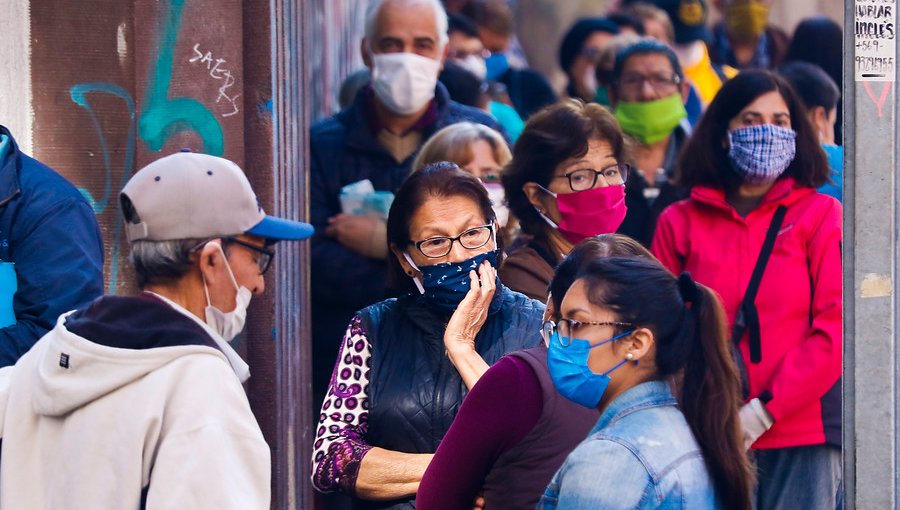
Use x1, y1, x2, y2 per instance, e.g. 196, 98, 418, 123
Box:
0, 293, 270, 509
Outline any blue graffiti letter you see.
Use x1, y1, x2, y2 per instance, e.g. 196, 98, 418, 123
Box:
138, 0, 224, 155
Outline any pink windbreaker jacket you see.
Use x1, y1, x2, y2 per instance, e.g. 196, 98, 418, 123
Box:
652, 178, 842, 450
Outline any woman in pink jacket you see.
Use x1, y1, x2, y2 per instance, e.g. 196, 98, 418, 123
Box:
651, 70, 841, 509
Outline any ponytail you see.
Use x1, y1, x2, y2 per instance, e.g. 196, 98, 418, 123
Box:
677, 274, 753, 510
578, 259, 752, 510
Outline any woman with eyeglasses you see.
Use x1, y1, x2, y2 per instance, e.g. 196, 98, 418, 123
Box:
417, 234, 654, 510
412, 122, 518, 245
652, 70, 842, 508
500, 100, 630, 302
538, 257, 752, 509
310, 163, 544, 508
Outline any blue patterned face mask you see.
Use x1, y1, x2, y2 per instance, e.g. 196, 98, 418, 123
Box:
404, 250, 500, 312
727, 124, 797, 185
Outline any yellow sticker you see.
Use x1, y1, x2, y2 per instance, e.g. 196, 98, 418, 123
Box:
861, 273, 892, 298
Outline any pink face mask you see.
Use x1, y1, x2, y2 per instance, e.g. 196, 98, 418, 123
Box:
538, 185, 627, 244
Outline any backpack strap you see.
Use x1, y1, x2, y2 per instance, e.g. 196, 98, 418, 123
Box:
732, 205, 787, 363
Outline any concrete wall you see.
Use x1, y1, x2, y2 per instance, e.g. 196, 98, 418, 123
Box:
0, 1, 33, 152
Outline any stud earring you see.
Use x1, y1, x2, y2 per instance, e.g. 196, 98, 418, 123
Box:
626, 352, 634, 360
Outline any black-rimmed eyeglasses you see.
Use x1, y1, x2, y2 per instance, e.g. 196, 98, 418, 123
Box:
553, 163, 630, 192
223, 237, 275, 275
412, 224, 495, 259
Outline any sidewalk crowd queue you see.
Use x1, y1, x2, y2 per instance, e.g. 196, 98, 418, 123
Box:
0, 0, 842, 508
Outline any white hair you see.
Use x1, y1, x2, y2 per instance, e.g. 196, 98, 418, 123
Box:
364, 0, 449, 52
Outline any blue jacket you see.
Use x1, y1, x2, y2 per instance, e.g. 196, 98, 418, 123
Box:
0, 126, 104, 366
309, 84, 508, 385
310, 83, 506, 311
539, 381, 720, 509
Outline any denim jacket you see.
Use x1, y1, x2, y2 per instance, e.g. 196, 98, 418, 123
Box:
538, 381, 719, 509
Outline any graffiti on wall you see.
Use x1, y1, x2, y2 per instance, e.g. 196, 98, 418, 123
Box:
62, 0, 242, 293
69, 83, 136, 294
189, 43, 242, 118
138, 0, 225, 156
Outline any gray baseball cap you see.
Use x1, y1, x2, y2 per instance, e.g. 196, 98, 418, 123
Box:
121, 151, 313, 243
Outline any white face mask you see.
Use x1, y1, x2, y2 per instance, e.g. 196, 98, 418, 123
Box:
581, 65, 598, 98
371, 52, 442, 115
203, 243, 252, 342
453, 54, 487, 81
484, 182, 509, 227
402, 252, 426, 295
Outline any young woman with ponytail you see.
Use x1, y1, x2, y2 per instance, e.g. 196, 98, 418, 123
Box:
538, 257, 752, 510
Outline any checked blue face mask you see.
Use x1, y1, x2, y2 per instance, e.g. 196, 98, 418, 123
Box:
727, 124, 797, 185
403, 250, 500, 313
546, 329, 633, 409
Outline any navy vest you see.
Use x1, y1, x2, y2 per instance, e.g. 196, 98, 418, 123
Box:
356, 286, 544, 509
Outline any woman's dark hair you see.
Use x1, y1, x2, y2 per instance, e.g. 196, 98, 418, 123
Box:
558, 17, 620, 74
447, 13, 480, 39
784, 16, 843, 144
778, 61, 840, 112
784, 16, 842, 93
502, 100, 627, 241
439, 62, 487, 108
386, 162, 500, 291
577, 257, 752, 510
676, 70, 829, 190
548, 234, 654, 315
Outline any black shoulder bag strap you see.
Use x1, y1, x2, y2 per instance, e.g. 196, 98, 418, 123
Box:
732, 205, 787, 364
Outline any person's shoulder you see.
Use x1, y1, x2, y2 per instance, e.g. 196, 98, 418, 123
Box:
657, 194, 699, 221
499, 281, 547, 312
443, 100, 502, 130
553, 437, 652, 506
16, 154, 88, 206
310, 107, 353, 141
509, 68, 554, 89
357, 296, 402, 324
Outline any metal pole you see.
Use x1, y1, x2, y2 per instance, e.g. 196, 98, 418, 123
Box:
271, 0, 313, 507
845, 1, 898, 508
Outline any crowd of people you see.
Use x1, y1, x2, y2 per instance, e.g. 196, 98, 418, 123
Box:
0, 0, 842, 508
310, 0, 842, 508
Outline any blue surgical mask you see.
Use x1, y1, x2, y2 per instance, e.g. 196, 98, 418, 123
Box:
485, 53, 510, 81
547, 330, 632, 408
404, 250, 500, 313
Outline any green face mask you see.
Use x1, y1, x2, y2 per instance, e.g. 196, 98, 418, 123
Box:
614, 93, 687, 145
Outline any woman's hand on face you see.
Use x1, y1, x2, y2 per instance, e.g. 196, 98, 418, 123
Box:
444, 260, 497, 357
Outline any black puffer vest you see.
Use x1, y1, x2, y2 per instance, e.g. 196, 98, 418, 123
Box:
355, 286, 544, 510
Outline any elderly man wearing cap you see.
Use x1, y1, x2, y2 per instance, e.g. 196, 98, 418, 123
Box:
0, 151, 312, 509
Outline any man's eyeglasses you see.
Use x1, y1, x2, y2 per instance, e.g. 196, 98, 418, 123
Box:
553, 163, 630, 192
540, 319, 634, 346
617, 73, 681, 93
223, 237, 275, 275
413, 224, 495, 258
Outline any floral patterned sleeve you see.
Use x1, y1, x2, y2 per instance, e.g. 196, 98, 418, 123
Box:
310, 315, 373, 494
